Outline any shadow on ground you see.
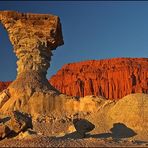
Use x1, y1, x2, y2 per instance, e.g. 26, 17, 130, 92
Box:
87, 123, 137, 139
58, 119, 137, 140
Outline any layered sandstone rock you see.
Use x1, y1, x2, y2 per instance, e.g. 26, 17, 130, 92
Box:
50, 58, 148, 99
0, 10, 64, 114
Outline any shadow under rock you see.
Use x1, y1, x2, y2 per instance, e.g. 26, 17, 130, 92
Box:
110, 123, 137, 138
87, 122, 137, 139
57, 118, 95, 140
58, 122, 137, 140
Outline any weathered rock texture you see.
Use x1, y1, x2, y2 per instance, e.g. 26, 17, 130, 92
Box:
0, 89, 10, 108
0, 82, 11, 92
0, 10, 64, 114
50, 58, 148, 99
0, 11, 63, 75
0, 111, 32, 139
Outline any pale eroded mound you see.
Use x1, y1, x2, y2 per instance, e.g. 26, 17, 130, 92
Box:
82, 93, 148, 141
30, 93, 148, 141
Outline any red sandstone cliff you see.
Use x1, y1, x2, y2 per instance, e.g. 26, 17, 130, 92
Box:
49, 58, 148, 99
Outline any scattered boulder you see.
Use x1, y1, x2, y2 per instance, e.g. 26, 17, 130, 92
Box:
5, 111, 33, 134
0, 111, 33, 140
58, 119, 95, 139
73, 119, 95, 137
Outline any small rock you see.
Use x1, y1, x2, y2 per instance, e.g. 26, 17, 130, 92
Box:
73, 119, 95, 136
5, 111, 33, 134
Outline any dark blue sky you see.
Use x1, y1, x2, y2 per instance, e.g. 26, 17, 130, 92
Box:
0, 1, 148, 81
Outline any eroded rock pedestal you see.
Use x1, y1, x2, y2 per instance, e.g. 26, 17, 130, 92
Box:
0, 11, 64, 115
0, 11, 103, 119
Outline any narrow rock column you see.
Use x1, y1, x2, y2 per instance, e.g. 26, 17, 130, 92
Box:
0, 11, 64, 97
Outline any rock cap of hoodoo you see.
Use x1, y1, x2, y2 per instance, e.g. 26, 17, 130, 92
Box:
0, 10, 64, 75
0, 10, 64, 49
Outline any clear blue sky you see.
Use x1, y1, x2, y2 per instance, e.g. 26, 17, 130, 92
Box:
0, 1, 148, 81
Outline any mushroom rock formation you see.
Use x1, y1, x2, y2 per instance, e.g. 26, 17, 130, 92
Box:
0, 10, 64, 115
50, 58, 148, 99
0, 11, 101, 118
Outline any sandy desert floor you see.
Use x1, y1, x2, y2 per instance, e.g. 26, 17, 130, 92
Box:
0, 135, 148, 147
0, 120, 148, 147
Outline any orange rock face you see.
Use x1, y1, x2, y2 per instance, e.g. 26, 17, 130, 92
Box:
0, 82, 11, 92
50, 58, 148, 99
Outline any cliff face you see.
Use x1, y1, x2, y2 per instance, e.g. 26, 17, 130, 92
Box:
50, 58, 148, 99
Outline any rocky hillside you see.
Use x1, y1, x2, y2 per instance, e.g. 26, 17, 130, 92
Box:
50, 58, 148, 99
